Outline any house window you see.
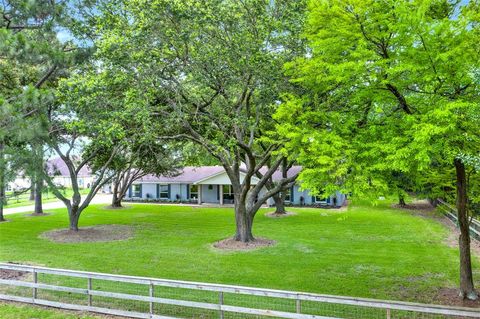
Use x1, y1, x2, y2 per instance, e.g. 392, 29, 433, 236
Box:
284, 188, 291, 202
159, 185, 169, 199
189, 184, 198, 199
223, 185, 234, 201
315, 195, 327, 203
132, 184, 141, 197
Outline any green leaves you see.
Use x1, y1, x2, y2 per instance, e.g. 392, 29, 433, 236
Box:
277, 0, 480, 203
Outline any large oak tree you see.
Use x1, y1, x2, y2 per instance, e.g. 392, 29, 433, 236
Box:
90, 0, 306, 242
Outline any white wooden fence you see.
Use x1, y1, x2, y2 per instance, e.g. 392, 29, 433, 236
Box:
437, 199, 480, 241
0, 263, 479, 319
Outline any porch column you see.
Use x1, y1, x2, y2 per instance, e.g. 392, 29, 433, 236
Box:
198, 185, 202, 205
219, 185, 224, 205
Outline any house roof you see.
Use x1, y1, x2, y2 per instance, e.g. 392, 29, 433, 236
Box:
45, 158, 302, 184
138, 166, 225, 184
137, 165, 302, 184
267, 165, 302, 181
46, 157, 92, 177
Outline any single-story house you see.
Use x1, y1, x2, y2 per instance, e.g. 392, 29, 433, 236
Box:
6, 176, 31, 192
46, 157, 94, 189
7, 157, 94, 191
124, 166, 345, 207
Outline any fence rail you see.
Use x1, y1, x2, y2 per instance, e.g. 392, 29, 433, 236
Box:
0, 263, 480, 318
436, 199, 480, 241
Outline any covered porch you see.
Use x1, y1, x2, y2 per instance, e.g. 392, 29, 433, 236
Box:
193, 170, 260, 205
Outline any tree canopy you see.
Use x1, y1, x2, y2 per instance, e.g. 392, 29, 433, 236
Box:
87, 0, 307, 242
276, 0, 480, 299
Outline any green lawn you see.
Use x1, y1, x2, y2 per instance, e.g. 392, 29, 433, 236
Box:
4, 188, 90, 208
0, 302, 100, 319
0, 199, 475, 316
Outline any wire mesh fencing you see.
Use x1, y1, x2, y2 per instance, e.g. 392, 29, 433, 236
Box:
0, 263, 479, 319
436, 199, 480, 241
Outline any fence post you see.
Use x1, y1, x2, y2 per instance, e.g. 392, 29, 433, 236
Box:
296, 298, 301, 314
87, 277, 92, 306
219, 291, 224, 319
149, 282, 154, 315
386, 308, 391, 319
32, 269, 37, 299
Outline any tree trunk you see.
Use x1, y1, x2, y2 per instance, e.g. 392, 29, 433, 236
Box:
111, 177, 128, 208
29, 183, 35, 201
0, 143, 5, 222
455, 158, 477, 300
234, 199, 254, 242
0, 177, 5, 222
111, 191, 123, 208
272, 193, 286, 214
34, 174, 44, 214
68, 205, 81, 231
398, 193, 406, 207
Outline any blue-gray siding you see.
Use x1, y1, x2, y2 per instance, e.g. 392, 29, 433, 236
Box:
125, 183, 345, 206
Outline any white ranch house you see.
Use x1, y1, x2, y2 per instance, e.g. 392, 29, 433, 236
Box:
7, 157, 94, 192
46, 157, 95, 189
125, 166, 346, 207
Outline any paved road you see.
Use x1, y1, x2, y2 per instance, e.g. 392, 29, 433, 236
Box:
3, 194, 112, 215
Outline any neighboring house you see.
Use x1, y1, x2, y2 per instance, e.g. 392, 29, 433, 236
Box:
124, 166, 346, 207
46, 157, 95, 189
7, 157, 95, 191
6, 176, 31, 192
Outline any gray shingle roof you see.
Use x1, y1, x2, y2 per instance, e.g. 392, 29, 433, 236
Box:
138, 166, 225, 184
138, 166, 301, 184
46, 157, 92, 177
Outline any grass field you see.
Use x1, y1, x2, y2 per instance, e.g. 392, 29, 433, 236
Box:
0, 199, 476, 316
0, 302, 100, 319
4, 188, 90, 208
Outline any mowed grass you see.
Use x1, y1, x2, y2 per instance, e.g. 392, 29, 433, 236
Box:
0, 200, 474, 305
0, 302, 100, 319
4, 188, 90, 208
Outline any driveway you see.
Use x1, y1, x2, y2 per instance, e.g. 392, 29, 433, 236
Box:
3, 194, 112, 215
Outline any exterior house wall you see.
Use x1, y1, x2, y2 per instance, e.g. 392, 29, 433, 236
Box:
125, 183, 193, 201
262, 186, 313, 206
124, 168, 345, 207
52, 176, 70, 188
7, 176, 31, 191
102, 184, 112, 193
294, 186, 312, 205
169, 184, 183, 201
169, 184, 191, 201
200, 184, 219, 203
305, 189, 346, 207
77, 177, 95, 189
9, 175, 95, 191
50, 176, 94, 189
265, 186, 343, 207
141, 183, 157, 199
303, 191, 314, 205
124, 181, 344, 207
333, 191, 346, 206
265, 185, 309, 206
181, 184, 192, 201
